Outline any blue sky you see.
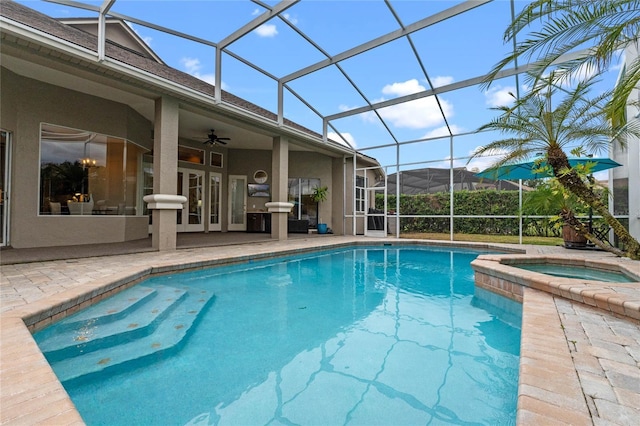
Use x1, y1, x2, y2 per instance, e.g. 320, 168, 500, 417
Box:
20, 0, 623, 176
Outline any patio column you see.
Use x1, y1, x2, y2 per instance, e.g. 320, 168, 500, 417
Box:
147, 96, 183, 251
268, 136, 292, 240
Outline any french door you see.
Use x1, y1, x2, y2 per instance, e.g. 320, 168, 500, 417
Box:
209, 172, 222, 231
177, 167, 205, 232
228, 175, 246, 231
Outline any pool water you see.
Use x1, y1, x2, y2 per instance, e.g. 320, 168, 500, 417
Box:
34, 246, 521, 425
514, 263, 636, 283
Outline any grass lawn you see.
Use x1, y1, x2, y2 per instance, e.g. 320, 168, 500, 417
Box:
399, 232, 564, 246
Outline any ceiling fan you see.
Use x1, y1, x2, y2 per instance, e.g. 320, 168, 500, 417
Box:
203, 129, 230, 145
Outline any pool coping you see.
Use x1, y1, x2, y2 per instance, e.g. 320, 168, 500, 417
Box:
471, 253, 640, 424
1, 239, 639, 424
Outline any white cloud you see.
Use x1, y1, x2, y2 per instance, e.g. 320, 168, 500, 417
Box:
422, 124, 464, 139
465, 147, 511, 172
379, 97, 452, 129
381, 79, 423, 97
555, 62, 599, 86
180, 57, 228, 90
375, 79, 452, 129
431, 76, 454, 87
255, 24, 278, 37
181, 57, 201, 74
128, 23, 153, 47
328, 132, 356, 148
283, 13, 298, 25
252, 8, 261, 16
465, 156, 498, 173
484, 85, 516, 107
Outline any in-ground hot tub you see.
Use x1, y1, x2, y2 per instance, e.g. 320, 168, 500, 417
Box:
471, 254, 640, 319
512, 262, 637, 283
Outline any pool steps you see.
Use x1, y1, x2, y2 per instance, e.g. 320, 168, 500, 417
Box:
38, 285, 187, 361
36, 285, 214, 383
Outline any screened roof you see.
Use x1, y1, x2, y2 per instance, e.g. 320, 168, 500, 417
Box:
9, 0, 619, 173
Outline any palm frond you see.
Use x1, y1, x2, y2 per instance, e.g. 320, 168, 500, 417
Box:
484, 0, 640, 93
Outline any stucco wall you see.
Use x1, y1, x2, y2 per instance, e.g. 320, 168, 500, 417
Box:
289, 151, 333, 230
224, 148, 344, 232
1, 69, 151, 248
227, 149, 272, 213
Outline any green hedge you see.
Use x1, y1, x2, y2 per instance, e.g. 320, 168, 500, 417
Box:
377, 191, 560, 236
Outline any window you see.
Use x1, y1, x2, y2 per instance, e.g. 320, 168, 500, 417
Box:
288, 178, 320, 227
178, 145, 205, 165
355, 175, 366, 213
39, 123, 148, 216
210, 152, 223, 168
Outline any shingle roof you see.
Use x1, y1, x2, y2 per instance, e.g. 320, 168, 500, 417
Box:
0, 0, 327, 141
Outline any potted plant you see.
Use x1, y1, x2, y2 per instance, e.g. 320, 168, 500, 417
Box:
523, 178, 590, 248
311, 185, 329, 234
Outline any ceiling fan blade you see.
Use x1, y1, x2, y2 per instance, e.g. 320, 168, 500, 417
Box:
217, 137, 230, 141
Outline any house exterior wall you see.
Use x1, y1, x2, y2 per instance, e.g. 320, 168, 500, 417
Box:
612, 43, 640, 241
289, 152, 333, 230
331, 156, 346, 235
1, 67, 151, 248
227, 149, 272, 214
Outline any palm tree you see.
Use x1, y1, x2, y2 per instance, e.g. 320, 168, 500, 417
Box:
472, 74, 640, 259
486, 0, 640, 120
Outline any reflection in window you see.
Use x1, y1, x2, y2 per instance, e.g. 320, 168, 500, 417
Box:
39, 123, 148, 216
288, 178, 320, 227
178, 145, 205, 165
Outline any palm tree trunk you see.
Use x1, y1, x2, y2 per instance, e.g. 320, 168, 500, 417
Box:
547, 148, 640, 259
560, 208, 626, 257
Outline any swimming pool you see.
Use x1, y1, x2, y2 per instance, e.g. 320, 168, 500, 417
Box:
34, 246, 521, 425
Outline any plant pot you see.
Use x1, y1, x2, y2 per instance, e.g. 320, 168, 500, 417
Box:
317, 223, 328, 234
563, 224, 587, 248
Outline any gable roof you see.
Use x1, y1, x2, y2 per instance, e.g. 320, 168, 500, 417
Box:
1, 0, 380, 164
58, 17, 165, 64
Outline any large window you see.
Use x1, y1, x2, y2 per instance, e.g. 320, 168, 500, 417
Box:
288, 178, 320, 227
39, 123, 148, 216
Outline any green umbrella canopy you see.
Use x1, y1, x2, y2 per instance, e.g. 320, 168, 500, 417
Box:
475, 157, 622, 181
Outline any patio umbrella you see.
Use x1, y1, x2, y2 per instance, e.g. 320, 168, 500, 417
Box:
475, 157, 622, 181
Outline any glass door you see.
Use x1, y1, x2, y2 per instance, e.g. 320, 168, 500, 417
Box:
0, 131, 10, 246
228, 175, 246, 231
209, 172, 221, 231
177, 167, 204, 232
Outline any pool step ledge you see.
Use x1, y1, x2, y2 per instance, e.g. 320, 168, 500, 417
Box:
37, 286, 214, 384
37, 285, 188, 361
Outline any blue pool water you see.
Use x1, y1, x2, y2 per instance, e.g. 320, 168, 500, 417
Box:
34, 246, 522, 425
